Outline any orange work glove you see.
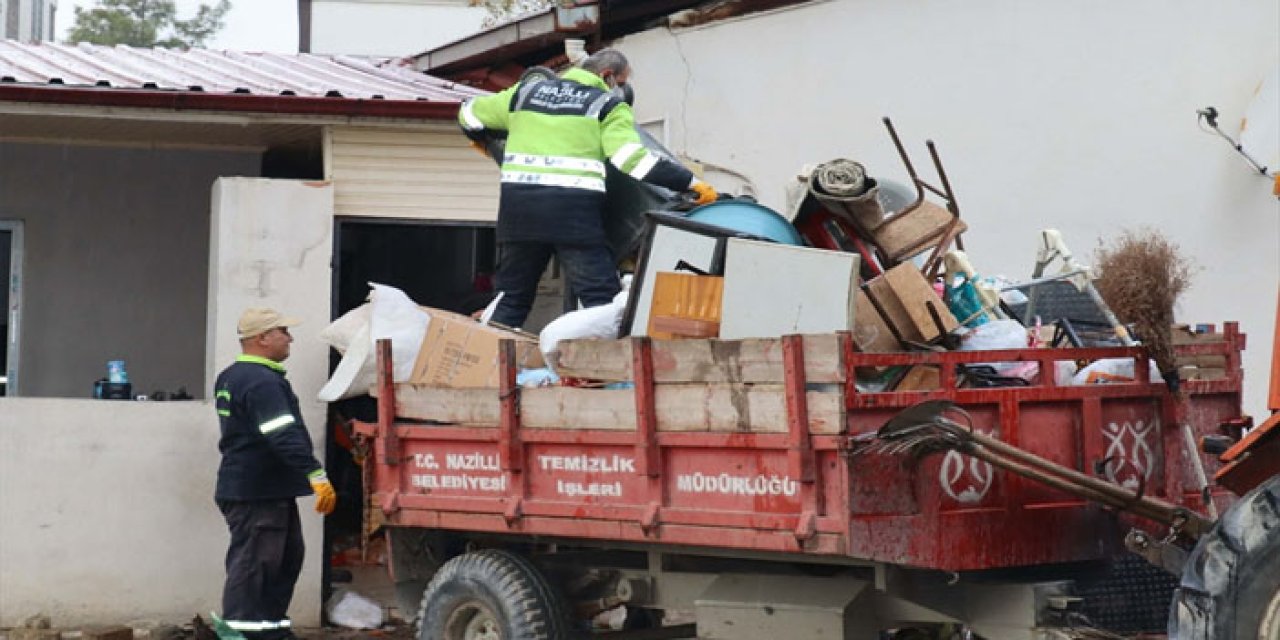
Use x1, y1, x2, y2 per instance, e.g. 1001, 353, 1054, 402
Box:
310, 471, 337, 515
469, 140, 490, 158
689, 180, 718, 206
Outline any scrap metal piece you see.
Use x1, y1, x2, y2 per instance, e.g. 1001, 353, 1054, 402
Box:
868, 400, 1216, 538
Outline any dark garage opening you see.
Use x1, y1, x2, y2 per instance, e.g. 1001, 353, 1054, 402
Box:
333, 219, 497, 318
322, 219, 497, 607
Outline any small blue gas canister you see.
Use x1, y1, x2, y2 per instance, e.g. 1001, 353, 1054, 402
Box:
107, 360, 128, 384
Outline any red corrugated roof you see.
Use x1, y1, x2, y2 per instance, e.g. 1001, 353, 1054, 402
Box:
0, 40, 485, 119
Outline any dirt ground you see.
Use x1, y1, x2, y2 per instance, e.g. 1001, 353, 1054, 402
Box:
294, 625, 415, 639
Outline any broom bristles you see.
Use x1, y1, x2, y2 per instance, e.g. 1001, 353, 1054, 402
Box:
1093, 227, 1196, 379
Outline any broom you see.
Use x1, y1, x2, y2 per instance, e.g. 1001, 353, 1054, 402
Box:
1092, 228, 1196, 391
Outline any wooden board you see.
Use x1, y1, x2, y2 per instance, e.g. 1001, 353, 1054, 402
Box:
647, 272, 723, 339
553, 334, 846, 383
872, 200, 967, 262
631, 226, 721, 336
853, 289, 900, 353
390, 383, 846, 434
865, 263, 958, 344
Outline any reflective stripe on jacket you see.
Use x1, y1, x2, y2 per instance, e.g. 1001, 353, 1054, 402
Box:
213, 355, 323, 501
459, 67, 694, 243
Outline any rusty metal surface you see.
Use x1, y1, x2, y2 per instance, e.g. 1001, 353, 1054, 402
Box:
365, 326, 1246, 573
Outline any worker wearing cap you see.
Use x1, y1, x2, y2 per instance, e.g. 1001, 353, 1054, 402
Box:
212, 308, 336, 640
458, 48, 718, 328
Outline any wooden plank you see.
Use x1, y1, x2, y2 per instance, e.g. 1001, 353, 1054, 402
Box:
873, 200, 968, 262
853, 289, 900, 353
391, 383, 846, 434
553, 335, 846, 383
865, 263, 957, 344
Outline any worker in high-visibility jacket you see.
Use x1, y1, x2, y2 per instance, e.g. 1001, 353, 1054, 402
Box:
212, 308, 336, 640
459, 48, 718, 328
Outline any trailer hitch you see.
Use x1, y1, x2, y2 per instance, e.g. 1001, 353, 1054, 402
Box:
1124, 525, 1191, 575
859, 400, 1215, 540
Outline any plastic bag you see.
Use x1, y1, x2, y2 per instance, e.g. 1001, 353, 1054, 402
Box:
325, 589, 384, 630
539, 288, 629, 371
517, 368, 561, 388
957, 319, 1029, 352
1070, 358, 1161, 385
957, 319, 1037, 380
945, 273, 991, 328
318, 283, 429, 401
317, 303, 370, 356
318, 322, 374, 402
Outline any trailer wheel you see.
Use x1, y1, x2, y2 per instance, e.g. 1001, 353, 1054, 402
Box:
1169, 474, 1280, 640
416, 549, 570, 640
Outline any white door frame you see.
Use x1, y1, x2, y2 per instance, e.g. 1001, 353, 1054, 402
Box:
1, 220, 23, 396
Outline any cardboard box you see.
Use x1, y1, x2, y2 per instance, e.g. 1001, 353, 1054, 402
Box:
410, 307, 545, 388
853, 289, 900, 353
648, 272, 724, 339
864, 263, 958, 344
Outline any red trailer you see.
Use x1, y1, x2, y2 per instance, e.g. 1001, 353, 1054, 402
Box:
355, 326, 1254, 639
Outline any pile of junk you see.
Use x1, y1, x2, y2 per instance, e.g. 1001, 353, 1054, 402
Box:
318, 118, 1226, 402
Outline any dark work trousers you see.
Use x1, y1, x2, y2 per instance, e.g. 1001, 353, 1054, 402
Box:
218, 499, 304, 640
492, 241, 621, 328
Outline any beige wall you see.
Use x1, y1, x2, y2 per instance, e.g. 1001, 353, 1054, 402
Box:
0, 142, 260, 399
0, 399, 225, 626
617, 0, 1280, 411
326, 124, 500, 222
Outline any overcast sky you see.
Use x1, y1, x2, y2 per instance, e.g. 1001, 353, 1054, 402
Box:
56, 0, 299, 52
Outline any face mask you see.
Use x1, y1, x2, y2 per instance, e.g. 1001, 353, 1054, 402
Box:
610, 83, 635, 106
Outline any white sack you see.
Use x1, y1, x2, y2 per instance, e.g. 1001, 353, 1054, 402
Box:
957, 319, 1029, 352
318, 283, 429, 401
369, 283, 429, 383
957, 319, 1035, 380
539, 288, 628, 371
325, 589, 384, 630
317, 303, 370, 355
317, 323, 373, 402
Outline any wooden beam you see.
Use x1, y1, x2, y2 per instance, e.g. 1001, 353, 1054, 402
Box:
392, 383, 846, 434
553, 335, 845, 383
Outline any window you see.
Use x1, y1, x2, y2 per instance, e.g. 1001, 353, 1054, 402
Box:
0, 220, 23, 396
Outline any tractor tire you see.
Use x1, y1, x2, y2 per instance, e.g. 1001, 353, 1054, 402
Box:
416, 549, 571, 640
1169, 474, 1280, 640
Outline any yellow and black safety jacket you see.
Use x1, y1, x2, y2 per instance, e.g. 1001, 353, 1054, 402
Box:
459, 67, 695, 244
213, 355, 325, 501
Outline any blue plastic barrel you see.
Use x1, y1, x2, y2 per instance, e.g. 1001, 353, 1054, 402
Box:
685, 200, 804, 246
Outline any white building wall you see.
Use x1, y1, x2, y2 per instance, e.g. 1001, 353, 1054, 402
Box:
0, 178, 335, 628
617, 0, 1280, 411
311, 0, 486, 57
